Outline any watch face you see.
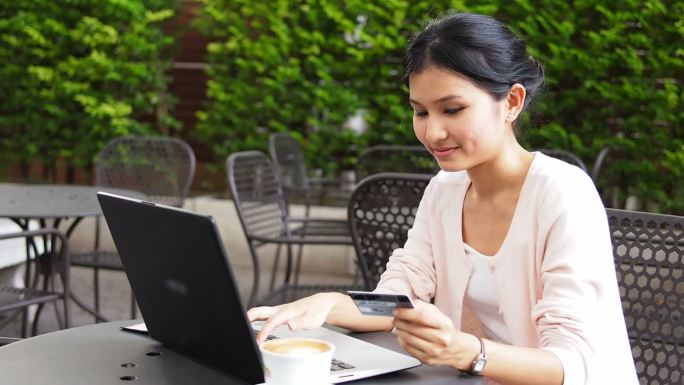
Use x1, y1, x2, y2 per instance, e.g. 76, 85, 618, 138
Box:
471, 354, 487, 374
474, 359, 486, 372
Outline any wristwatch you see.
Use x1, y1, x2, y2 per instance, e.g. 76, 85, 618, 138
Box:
469, 336, 487, 375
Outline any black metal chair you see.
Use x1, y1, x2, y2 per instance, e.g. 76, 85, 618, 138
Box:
0, 229, 70, 337
354, 145, 438, 182
606, 208, 683, 385
71, 136, 196, 319
348, 173, 433, 289
590, 146, 610, 183
227, 151, 357, 308
535, 148, 588, 173
269, 132, 351, 209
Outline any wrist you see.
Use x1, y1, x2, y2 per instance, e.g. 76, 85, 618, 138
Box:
455, 334, 485, 372
321, 292, 346, 322
467, 335, 487, 375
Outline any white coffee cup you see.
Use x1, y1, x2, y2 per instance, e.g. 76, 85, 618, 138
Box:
260, 337, 335, 385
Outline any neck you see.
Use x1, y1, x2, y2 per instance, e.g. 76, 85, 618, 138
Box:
466, 141, 534, 200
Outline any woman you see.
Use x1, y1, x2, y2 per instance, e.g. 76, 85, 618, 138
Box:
250, 12, 638, 385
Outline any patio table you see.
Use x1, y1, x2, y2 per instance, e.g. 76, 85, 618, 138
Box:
0, 320, 484, 385
0, 184, 146, 322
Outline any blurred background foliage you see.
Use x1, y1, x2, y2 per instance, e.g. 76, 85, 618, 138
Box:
0, 0, 180, 181
0, 0, 682, 212
195, 0, 683, 212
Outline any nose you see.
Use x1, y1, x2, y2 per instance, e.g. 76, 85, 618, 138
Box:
425, 116, 448, 144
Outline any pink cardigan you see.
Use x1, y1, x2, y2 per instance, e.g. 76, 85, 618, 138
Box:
375, 153, 638, 385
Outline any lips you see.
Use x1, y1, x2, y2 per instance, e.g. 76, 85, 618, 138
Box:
431, 146, 459, 158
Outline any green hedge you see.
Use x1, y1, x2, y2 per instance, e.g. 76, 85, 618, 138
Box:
196, 0, 683, 213
0, 0, 179, 179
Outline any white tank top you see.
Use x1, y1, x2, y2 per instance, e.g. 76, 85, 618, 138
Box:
463, 243, 512, 344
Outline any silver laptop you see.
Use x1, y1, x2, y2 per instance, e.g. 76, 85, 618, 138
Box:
97, 192, 420, 384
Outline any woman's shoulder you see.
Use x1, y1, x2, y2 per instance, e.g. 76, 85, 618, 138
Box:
418, 170, 469, 207
528, 152, 595, 193
526, 152, 604, 214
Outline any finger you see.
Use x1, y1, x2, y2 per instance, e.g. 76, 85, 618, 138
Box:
400, 341, 429, 365
394, 307, 445, 329
395, 328, 438, 356
257, 309, 296, 343
394, 318, 450, 347
397, 331, 440, 366
247, 306, 279, 322
393, 311, 442, 331
393, 301, 433, 320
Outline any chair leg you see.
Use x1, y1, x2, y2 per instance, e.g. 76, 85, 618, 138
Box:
93, 267, 101, 323
63, 297, 71, 329
130, 293, 137, 319
284, 244, 293, 285
20, 308, 28, 338
61, 253, 71, 329
92, 217, 102, 323
294, 244, 303, 287
294, 200, 309, 287
31, 303, 45, 336
247, 242, 262, 309
50, 277, 64, 330
269, 244, 282, 294
30, 271, 50, 335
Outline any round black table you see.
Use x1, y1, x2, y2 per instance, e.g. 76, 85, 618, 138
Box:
0, 321, 483, 385
0, 184, 147, 323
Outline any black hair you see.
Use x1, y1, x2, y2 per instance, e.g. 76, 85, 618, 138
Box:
403, 12, 544, 113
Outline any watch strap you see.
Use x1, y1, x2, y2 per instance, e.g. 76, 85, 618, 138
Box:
469, 336, 487, 375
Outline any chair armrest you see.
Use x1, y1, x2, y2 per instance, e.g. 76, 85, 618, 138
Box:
0, 337, 22, 346
250, 234, 352, 246
0, 228, 68, 243
289, 217, 347, 225
0, 229, 70, 268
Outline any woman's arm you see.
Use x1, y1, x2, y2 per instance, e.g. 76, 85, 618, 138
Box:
393, 301, 563, 385
250, 179, 440, 341
326, 292, 394, 332
249, 292, 393, 343
480, 341, 563, 385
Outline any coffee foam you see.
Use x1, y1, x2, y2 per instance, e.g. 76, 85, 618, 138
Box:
262, 339, 331, 356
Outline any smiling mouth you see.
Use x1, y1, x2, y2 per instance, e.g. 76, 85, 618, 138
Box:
431, 147, 459, 158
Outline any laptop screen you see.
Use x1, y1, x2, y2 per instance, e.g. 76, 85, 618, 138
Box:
98, 192, 265, 384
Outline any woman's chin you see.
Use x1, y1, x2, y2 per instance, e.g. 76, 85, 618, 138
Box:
435, 160, 466, 172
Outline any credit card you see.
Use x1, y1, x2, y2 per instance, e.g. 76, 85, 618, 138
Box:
347, 290, 414, 316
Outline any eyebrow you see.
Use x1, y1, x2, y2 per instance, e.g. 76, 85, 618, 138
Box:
409, 94, 464, 105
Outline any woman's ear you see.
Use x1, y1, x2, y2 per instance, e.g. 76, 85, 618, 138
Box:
505, 84, 526, 122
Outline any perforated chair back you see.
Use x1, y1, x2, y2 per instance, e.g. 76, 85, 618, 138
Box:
269, 133, 310, 191
227, 151, 289, 241
96, 136, 196, 207
355, 145, 438, 182
606, 208, 683, 385
348, 173, 432, 289
536, 149, 588, 172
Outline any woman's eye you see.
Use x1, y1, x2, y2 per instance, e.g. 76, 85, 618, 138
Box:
413, 110, 428, 117
445, 107, 463, 115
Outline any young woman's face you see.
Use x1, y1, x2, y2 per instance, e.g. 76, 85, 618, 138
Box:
409, 66, 510, 172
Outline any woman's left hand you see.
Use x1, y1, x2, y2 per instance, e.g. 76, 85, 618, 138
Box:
393, 301, 481, 370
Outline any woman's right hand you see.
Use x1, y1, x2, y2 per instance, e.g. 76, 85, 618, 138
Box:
247, 292, 339, 343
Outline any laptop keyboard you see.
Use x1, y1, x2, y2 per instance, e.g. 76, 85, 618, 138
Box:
330, 358, 355, 371
252, 330, 355, 371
